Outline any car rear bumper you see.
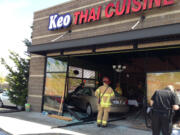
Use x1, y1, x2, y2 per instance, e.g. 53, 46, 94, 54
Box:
110, 105, 129, 113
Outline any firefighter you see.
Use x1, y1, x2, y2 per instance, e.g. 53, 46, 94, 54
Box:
95, 77, 115, 127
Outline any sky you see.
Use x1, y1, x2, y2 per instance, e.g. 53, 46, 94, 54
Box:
0, 0, 70, 77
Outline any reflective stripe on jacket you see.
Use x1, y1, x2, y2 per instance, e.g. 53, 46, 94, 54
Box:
95, 84, 115, 107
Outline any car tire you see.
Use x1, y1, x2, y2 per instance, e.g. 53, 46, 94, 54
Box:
0, 100, 3, 108
86, 104, 93, 117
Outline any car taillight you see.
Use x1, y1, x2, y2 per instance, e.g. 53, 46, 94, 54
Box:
125, 100, 128, 105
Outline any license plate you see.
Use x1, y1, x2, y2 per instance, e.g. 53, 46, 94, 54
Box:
112, 100, 120, 105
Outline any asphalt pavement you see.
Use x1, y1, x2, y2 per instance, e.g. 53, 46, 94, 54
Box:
0, 111, 152, 135
0, 108, 179, 135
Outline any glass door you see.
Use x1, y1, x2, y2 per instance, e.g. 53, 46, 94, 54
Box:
43, 57, 68, 114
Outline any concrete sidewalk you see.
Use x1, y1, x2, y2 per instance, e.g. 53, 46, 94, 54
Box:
0, 112, 152, 135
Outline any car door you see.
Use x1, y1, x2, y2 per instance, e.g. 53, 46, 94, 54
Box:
79, 88, 93, 110
71, 88, 85, 108
89, 88, 98, 112
1, 92, 9, 106
1, 92, 15, 107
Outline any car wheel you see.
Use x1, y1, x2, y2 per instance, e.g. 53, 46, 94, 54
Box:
0, 100, 3, 108
86, 104, 93, 117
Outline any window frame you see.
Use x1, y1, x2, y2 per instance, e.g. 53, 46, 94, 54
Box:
67, 67, 97, 93
42, 56, 99, 113
42, 56, 68, 114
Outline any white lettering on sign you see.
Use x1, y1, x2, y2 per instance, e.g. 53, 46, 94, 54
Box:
48, 13, 72, 31
63, 15, 71, 27
57, 16, 64, 29
48, 14, 58, 30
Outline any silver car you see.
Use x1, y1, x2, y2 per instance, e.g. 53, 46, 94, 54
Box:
0, 91, 16, 108
68, 87, 129, 116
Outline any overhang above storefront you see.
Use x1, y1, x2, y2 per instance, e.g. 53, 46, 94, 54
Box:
28, 23, 180, 54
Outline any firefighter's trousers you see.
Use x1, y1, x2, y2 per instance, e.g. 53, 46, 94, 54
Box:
97, 106, 110, 126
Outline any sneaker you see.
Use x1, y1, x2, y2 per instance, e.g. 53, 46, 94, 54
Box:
97, 124, 101, 127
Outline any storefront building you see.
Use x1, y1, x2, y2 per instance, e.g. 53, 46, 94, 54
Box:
28, 0, 180, 112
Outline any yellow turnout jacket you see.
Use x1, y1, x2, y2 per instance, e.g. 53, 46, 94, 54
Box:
95, 84, 115, 108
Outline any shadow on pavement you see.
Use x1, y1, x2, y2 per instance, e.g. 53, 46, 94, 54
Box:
107, 124, 120, 129
0, 107, 20, 113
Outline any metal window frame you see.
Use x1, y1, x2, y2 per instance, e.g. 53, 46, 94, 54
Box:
42, 56, 68, 113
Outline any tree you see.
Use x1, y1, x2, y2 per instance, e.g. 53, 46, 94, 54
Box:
0, 40, 30, 106
0, 76, 6, 89
23, 39, 31, 56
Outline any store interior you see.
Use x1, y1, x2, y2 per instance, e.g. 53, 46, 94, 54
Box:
43, 47, 180, 129
74, 47, 180, 101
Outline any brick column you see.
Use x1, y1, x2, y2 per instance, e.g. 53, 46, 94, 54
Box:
28, 54, 46, 112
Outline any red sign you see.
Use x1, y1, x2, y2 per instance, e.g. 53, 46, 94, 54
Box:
74, 6, 102, 25
73, 0, 174, 25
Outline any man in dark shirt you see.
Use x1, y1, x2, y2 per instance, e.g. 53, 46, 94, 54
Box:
150, 85, 179, 135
